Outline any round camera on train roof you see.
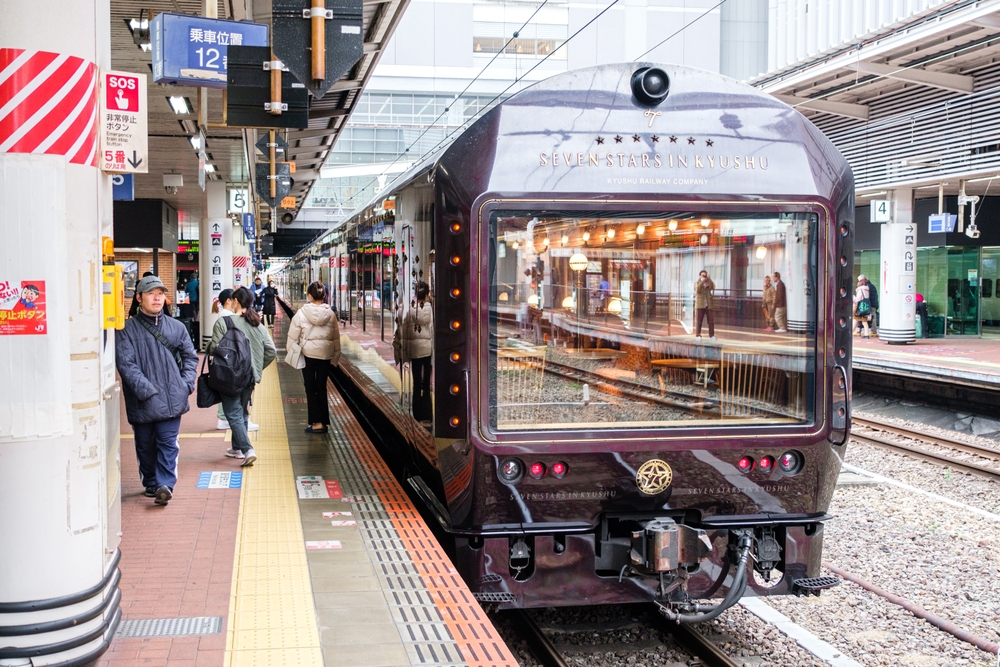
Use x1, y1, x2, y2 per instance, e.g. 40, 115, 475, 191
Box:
631, 66, 670, 107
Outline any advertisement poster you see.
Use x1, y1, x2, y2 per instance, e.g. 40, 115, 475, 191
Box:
0, 280, 47, 335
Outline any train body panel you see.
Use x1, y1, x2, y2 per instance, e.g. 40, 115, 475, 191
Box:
283, 63, 854, 612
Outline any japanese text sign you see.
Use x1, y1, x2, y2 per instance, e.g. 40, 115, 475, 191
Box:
151, 13, 269, 88
0, 280, 47, 335
99, 71, 147, 173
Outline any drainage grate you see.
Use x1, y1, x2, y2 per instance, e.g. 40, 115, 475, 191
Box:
473, 592, 516, 603
116, 616, 222, 638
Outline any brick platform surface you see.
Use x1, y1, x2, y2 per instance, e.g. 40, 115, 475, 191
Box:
94, 354, 241, 667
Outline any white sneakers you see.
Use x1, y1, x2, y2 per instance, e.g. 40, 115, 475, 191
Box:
225, 448, 246, 459
774, 328, 787, 333
242, 448, 257, 467
217, 419, 259, 431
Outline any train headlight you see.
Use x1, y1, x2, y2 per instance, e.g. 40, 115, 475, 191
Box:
499, 459, 523, 483
550, 461, 568, 478
778, 451, 802, 475
630, 66, 670, 106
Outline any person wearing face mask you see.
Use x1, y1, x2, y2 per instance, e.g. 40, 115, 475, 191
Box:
116, 275, 198, 506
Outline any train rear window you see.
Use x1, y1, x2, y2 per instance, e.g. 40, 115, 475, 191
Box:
486, 211, 818, 431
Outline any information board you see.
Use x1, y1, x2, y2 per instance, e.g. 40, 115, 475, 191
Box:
99, 71, 148, 174
151, 13, 269, 88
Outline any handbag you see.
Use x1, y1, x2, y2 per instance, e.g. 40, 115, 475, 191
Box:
284, 321, 314, 370
196, 354, 220, 408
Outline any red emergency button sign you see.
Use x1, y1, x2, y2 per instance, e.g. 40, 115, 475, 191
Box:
106, 75, 140, 112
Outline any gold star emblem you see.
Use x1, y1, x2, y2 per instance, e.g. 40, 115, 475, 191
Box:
635, 459, 672, 495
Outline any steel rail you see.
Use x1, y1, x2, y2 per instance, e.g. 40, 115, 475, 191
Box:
850, 423, 1000, 480
854, 416, 1000, 460
510, 610, 569, 667
663, 622, 742, 667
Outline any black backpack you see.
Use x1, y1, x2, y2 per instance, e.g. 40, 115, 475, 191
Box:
868, 283, 879, 309
208, 316, 254, 395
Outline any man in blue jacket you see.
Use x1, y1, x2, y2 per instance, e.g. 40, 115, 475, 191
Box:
116, 275, 198, 506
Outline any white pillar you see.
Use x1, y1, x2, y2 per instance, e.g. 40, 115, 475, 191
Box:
199, 180, 231, 348
784, 216, 813, 333
878, 189, 917, 343
0, 1, 122, 664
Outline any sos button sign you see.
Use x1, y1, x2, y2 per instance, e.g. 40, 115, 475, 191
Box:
99, 70, 148, 174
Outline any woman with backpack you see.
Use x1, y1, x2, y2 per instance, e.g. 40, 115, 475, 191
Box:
208, 286, 276, 466
854, 275, 873, 338
286, 282, 341, 434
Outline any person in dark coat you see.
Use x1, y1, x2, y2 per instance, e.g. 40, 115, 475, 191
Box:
772, 271, 788, 333
261, 280, 277, 328
116, 275, 198, 506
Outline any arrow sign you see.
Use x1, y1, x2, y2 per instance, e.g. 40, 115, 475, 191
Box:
256, 134, 289, 157
127, 150, 143, 169
213, 223, 220, 232
272, 0, 363, 99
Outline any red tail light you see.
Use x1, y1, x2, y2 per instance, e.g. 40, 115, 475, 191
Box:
529, 462, 546, 479
737, 456, 754, 473
759, 456, 774, 471
550, 462, 568, 478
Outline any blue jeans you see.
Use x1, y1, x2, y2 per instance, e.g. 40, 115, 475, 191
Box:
220, 385, 255, 453
133, 417, 181, 491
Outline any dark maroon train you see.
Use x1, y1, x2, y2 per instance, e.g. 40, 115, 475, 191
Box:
285, 63, 854, 620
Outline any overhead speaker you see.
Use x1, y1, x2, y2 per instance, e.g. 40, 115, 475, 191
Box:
631, 67, 670, 107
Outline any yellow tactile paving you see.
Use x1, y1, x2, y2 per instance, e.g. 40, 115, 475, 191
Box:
223, 363, 324, 667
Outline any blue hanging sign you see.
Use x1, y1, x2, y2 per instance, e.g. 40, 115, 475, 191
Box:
151, 13, 269, 89
111, 174, 134, 201
242, 213, 255, 241
928, 213, 957, 234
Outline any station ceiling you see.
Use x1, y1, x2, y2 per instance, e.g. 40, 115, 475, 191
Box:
110, 0, 409, 246
752, 1, 1000, 196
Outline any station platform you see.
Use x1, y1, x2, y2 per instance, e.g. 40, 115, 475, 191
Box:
853, 334, 1000, 389
98, 311, 516, 667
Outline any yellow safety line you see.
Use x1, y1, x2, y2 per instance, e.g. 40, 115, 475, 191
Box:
224, 363, 323, 667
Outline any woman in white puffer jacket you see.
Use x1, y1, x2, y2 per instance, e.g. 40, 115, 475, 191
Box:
402, 282, 434, 423
287, 282, 341, 433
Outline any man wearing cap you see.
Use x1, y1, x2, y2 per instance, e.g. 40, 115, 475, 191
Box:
116, 275, 198, 506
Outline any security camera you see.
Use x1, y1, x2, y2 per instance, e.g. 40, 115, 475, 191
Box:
966, 225, 981, 239
163, 173, 183, 195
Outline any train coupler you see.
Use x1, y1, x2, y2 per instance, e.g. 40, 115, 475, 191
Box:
630, 517, 712, 573
790, 576, 840, 597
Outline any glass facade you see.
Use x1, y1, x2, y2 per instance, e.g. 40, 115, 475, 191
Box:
487, 210, 818, 432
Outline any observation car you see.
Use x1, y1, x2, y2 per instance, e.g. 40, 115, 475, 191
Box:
282, 63, 854, 621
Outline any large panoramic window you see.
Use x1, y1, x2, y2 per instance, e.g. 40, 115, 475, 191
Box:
487, 210, 818, 432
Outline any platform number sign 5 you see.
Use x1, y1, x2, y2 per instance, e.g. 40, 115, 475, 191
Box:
870, 199, 891, 223
106, 75, 139, 113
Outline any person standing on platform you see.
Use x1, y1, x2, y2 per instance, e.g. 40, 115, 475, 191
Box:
762, 275, 776, 331
208, 287, 275, 466
261, 280, 277, 328
916, 293, 929, 338
694, 270, 716, 341
866, 275, 879, 335
252, 276, 265, 312
287, 282, 342, 434
116, 275, 198, 506
773, 271, 788, 333
402, 281, 434, 425
186, 272, 199, 321
854, 276, 873, 338
211, 290, 260, 433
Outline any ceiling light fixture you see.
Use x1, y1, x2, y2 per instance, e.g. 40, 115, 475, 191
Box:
169, 96, 192, 115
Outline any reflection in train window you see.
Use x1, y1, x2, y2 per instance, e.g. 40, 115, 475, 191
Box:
487, 211, 818, 431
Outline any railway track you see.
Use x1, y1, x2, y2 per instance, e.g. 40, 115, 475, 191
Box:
852, 415, 1000, 480
509, 608, 741, 667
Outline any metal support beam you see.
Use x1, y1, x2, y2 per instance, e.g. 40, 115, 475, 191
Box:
774, 94, 869, 120
852, 61, 974, 94
971, 14, 1000, 28
308, 107, 350, 120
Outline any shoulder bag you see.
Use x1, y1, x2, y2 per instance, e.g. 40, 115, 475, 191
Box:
284, 319, 315, 370
196, 354, 220, 408
135, 316, 183, 372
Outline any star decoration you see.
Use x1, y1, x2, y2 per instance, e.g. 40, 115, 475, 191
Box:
632, 134, 641, 142
596, 136, 604, 145
614, 135, 623, 143
669, 136, 677, 143
651, 135, 659, 143
687, 137, 696, 145
706, 139, 714, 147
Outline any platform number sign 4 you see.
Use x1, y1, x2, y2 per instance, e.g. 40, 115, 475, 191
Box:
99, 70, 148, 174
870, 199, 891, 223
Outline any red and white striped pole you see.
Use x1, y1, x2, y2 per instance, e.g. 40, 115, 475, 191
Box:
0, 1, 121, 665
